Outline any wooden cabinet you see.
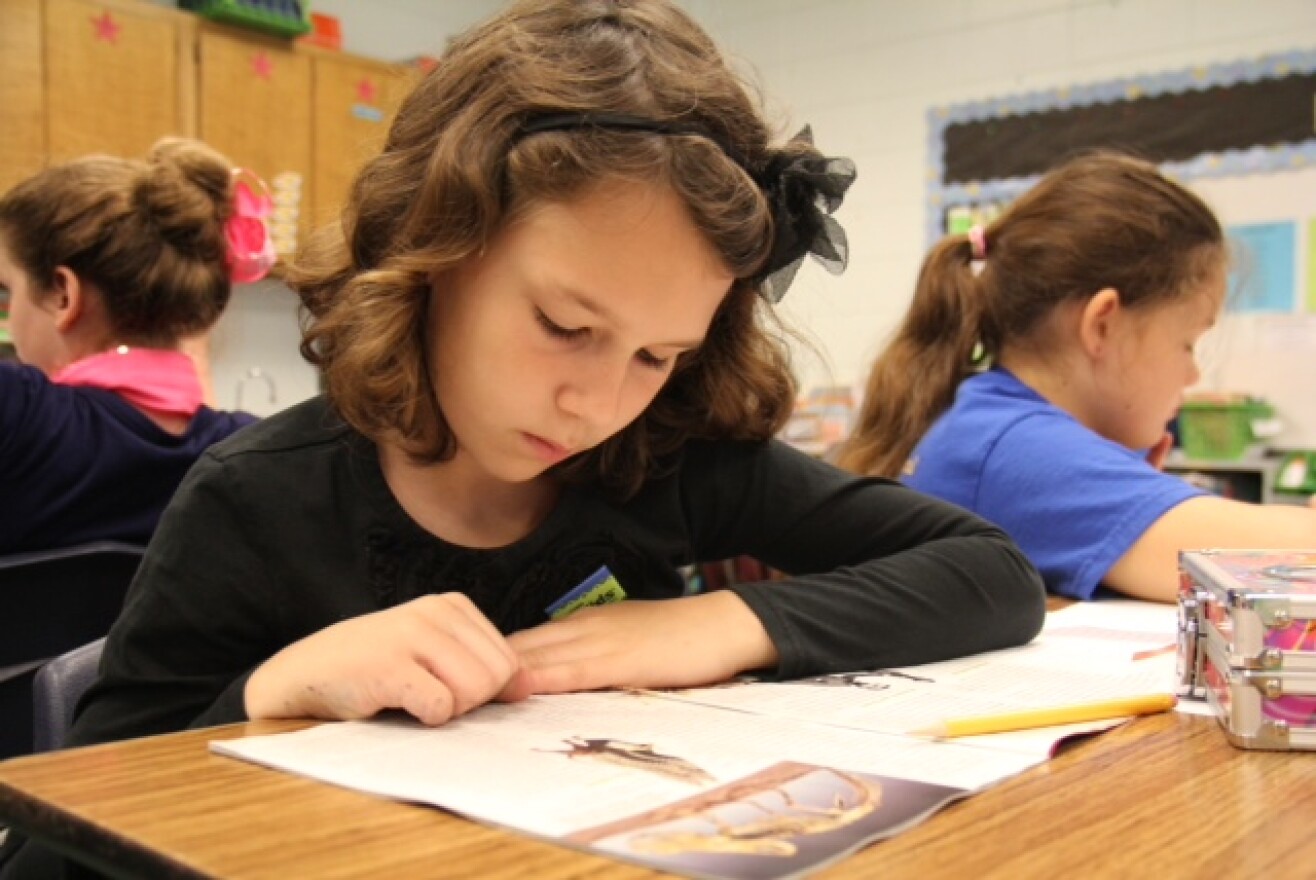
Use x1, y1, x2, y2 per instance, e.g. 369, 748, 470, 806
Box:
309, 52, 415, 230
0, 0, 412, 251
199, 30, 312, 185
198, 28, 311, 254
0, 0, 47, 193
44, 0, 195, 164
1, 0, 196, 193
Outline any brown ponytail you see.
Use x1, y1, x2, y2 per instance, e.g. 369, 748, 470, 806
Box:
837, 234, 984, 477
838, 150, 1224, 479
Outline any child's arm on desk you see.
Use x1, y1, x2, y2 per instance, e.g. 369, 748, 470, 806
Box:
1104, 495, 1316, 602
508, 590, 778, 695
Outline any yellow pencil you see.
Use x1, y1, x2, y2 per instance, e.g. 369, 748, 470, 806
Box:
911, 693, 1178, 739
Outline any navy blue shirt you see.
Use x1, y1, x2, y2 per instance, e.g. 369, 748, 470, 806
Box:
0, 363, 256, 554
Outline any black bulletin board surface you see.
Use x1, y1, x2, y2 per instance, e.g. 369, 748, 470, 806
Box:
926, 50, 1316, 244
943, 72, 1316, 184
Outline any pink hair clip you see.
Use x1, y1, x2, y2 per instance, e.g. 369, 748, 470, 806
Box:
226, 168, 276, 284
967, 225, 988, 261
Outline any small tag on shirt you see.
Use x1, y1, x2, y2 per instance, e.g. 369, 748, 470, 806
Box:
546, 565, 627, 619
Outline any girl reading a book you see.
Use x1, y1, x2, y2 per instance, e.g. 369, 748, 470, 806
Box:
2, 4, 1050, 869
9, 0, 1047, 777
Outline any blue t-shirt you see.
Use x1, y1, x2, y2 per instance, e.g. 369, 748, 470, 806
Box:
0, 363, 257, 554
903, 367, 1202, 599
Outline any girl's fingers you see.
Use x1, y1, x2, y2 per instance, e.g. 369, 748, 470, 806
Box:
518, 657, 615, 695
250, 594, 538, 725
1146, 432, 1173, 470
427, 593, 520, 670
506, 622, 578, 653
513, 623, 631, 694
505, 602, 624, 653
514, 628, 608, 670
512, 594, 773, 696
416, 597, 521, 708
389, 663, 458, 726
410, 626, 512, 717
494, 667, 535, 703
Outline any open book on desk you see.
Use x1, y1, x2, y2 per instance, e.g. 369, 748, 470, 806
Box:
212, 600, 1182, 880
654, 598, 1186, 757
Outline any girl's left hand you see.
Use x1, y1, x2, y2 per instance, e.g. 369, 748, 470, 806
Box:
504, 591, 778, 696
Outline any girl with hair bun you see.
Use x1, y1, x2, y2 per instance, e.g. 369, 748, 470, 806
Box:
0, 137, 260, 555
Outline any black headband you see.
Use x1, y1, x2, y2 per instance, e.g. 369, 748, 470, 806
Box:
515, 112, 855, 303
519, 112, 750, 169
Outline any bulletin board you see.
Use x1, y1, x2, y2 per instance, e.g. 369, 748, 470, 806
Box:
926, 49, 1316, 445
927, 49, 1316, 246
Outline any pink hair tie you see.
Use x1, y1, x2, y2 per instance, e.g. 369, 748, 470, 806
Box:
967, 225, 987, 261
226, 168, 276, 284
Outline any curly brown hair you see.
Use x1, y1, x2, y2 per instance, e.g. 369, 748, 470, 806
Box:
838, 151, 1224, 479
0, 137, 234, 346
289, 0, 813, 497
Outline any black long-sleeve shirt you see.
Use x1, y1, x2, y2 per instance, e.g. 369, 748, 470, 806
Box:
1, 395, 1044, 877
68, 395, 1044, 744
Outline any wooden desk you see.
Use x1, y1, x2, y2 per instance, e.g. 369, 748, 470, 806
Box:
1, 710, 1313, 879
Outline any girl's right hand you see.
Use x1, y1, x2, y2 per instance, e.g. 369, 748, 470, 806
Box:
1145, 431, 1173, 471
244, 593, 531, 725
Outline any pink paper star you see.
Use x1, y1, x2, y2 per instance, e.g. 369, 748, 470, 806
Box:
91, 10, 121, 44
252, 52, 273, 80
355, 78, 378, 104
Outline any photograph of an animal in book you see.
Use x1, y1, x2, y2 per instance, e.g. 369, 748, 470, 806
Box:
571, 761, 965, 879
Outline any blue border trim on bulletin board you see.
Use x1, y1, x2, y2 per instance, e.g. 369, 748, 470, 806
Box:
926, 49, 1316, 245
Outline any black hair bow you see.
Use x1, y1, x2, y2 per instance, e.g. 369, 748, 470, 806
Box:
755, 126, 856, 303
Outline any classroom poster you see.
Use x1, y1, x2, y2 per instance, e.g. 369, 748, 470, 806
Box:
1227, 221, 1296, 313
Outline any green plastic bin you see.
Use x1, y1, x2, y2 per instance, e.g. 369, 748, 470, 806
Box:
180, 0, 311, 39
1178, 400, 1273, 461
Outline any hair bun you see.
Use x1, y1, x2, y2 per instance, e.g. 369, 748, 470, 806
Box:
133, 137, 233, 255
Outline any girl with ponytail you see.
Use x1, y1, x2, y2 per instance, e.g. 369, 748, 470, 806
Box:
840, 151, 1316, 602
